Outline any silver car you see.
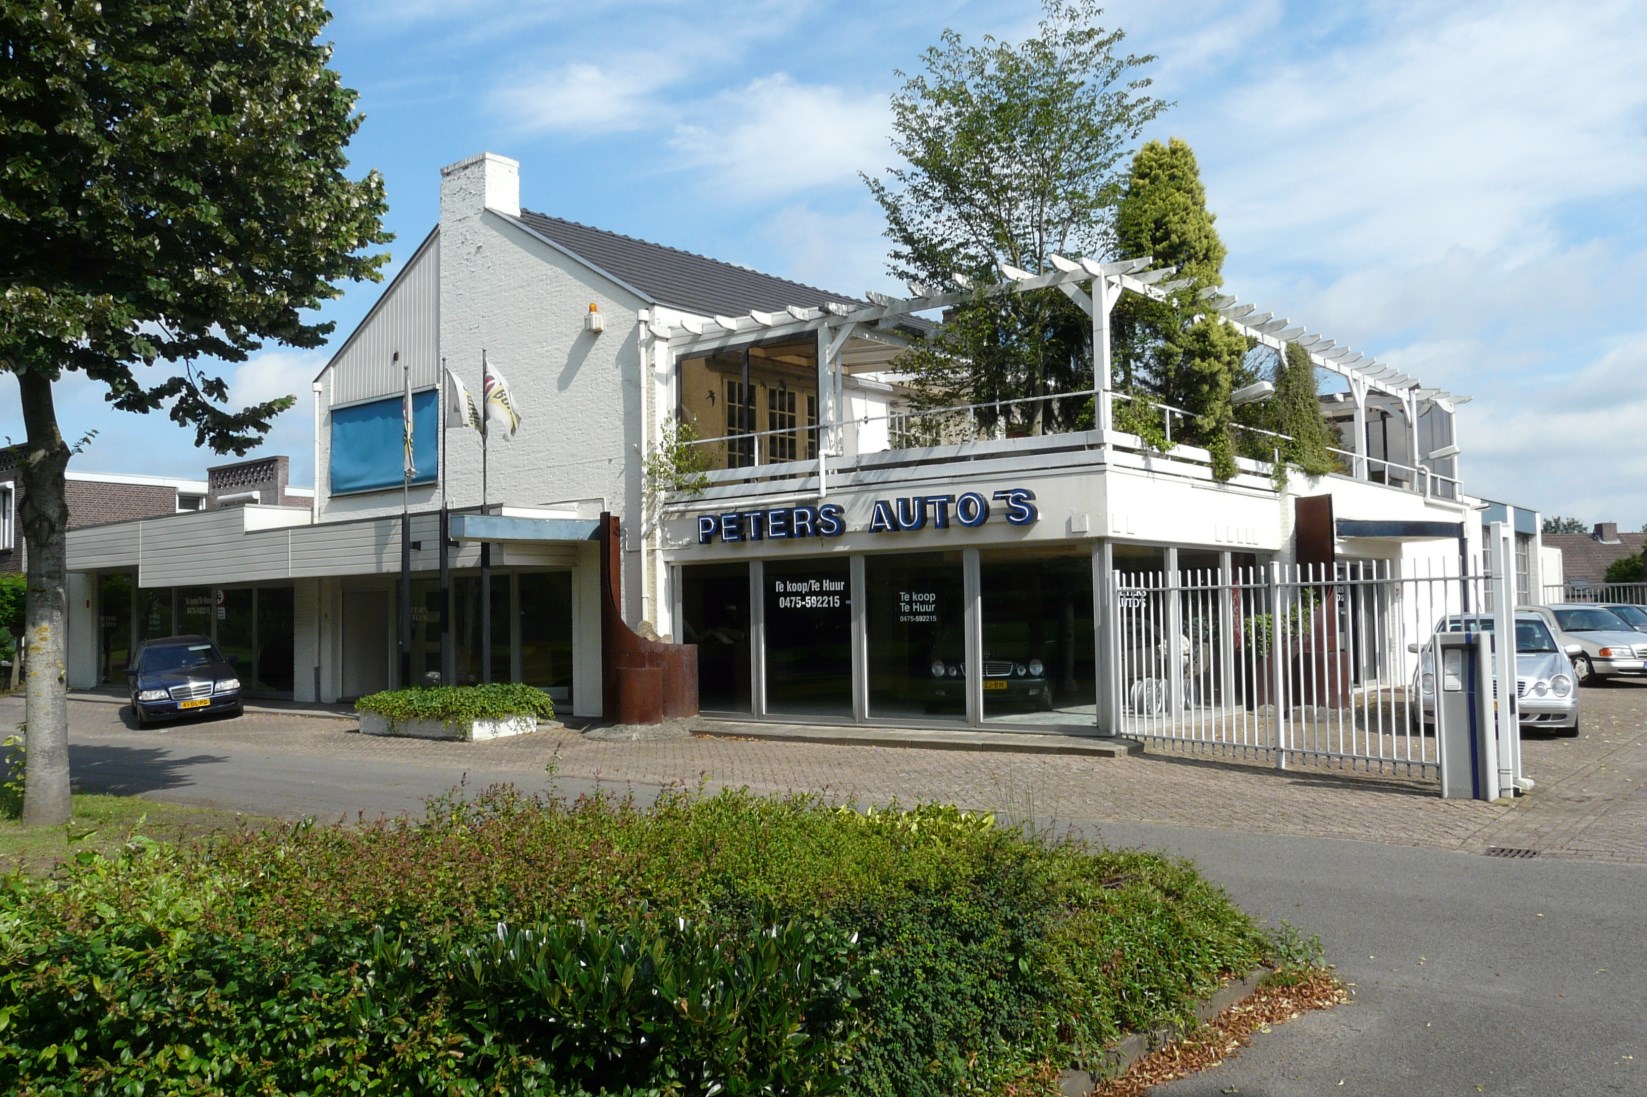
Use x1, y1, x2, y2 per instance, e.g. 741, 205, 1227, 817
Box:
1411, 614, 1580, 736
1517, 604, 1647, 685
1600, 603, 1647, 633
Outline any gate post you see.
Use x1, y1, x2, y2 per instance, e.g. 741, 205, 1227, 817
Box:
1489, 521, 1524, 793
1271, 562, 1289, 770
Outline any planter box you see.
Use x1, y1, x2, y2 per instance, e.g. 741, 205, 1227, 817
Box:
358, 711, 539, 741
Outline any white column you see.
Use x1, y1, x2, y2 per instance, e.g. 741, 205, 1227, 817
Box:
1350, 377, 1369, 481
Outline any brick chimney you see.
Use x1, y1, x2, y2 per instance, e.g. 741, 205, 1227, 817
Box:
207, 455, 291, 508
1594, 522, 1620, 544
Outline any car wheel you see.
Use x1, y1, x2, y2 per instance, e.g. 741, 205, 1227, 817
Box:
1562, 718, 1580, 738
1038, 688, 1054, 712
131, 703, 147, 729
1572, 654, 1595, 686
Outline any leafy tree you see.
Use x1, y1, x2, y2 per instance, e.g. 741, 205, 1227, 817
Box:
864, 0, 1167, 436
1264, 341, 1338, 485
1542, 516, 1588, 535
1112, 137, 1248, 478
1, 0, 390, 824
1604, 552, 1644, 585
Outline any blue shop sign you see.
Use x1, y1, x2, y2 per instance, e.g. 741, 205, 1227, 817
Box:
697, 489, 1038, 545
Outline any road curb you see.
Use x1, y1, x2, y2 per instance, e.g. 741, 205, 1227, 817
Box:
1060, 967, 1269, 1095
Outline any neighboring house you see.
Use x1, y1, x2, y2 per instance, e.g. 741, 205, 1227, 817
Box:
0, 443, 210, 577
62, 152, 1538, 732
1543, 523, 1647, 595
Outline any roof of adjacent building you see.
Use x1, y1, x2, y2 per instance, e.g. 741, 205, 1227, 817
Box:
1545, 530, 1647, 586
515, 210, 865, 320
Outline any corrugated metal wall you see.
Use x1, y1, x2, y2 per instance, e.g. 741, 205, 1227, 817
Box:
325, 234, 440, 408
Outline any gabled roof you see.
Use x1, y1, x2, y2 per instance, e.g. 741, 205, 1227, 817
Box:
515, 210, 863, 320
1545, 531, 1647, 586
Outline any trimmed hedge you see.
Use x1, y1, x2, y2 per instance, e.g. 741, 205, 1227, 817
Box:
0, 789, 1272, 1096
355, 682, 555, 729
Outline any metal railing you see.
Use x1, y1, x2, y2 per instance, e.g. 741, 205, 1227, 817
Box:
1111, 559, 1502, 781
671, 388, 1464, 503
1540, 582, 1647, 606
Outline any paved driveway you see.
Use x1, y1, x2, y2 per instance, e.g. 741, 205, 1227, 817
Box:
5, 680, 1644, 862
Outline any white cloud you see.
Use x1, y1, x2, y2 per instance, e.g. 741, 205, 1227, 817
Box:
491, 55, 686, 134
668, 75, 889, 199
755, 201, 898, 300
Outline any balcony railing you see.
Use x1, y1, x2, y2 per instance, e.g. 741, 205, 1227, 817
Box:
669, 388, 1462, 503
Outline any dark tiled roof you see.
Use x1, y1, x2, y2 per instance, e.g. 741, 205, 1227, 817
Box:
1545, 531, 1647, 586
514, 210, 864, 319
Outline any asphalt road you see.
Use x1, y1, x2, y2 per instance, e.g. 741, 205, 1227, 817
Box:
5, 689, 1645, 1096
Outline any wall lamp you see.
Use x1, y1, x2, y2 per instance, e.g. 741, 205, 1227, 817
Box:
1426, 443, 1460, 461
1230, 380, 1275, 406
584, 302, 604, 334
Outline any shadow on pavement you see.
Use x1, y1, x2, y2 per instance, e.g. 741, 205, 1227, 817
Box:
68, 743, 228, 796
1136, 748, 1442, 798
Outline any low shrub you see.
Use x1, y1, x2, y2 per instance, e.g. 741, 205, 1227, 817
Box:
0, 788, 1272, 1096
355, 682, 555, 729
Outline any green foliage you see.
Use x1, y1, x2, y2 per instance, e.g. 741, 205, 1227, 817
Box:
1542, 515, 1588, 534
0, 731, 22, 820
355, 683, 554, 728
644, 416, 712, 496
1265, 342, 1338, 487
0, 573, 23, 638
1604, 551, 1644, 584
0, 788, 1273, 1096
864, 0, 1167, 434
1113, 390, 1171, 451
1112, 138, 1248, 479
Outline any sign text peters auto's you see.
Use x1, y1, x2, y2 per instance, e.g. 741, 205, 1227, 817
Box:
697, 488, 1039, 545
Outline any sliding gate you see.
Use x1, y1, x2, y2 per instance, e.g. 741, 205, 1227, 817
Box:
1110, 559, 1511, 784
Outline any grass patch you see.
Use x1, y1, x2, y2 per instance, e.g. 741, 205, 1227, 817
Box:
0, 794, 263, 874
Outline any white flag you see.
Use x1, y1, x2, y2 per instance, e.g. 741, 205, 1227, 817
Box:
402, 368, 416, 479
444, 366, 482, 432
483, 358, 521, 439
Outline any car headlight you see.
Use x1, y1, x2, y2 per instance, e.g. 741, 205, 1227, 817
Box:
1014, 663, 1027, 677
1551, 674, 1572, 697
947, 664, 961, 678
137, 689, 168, 702
215, 678, 241, 693
930, 660, 946, 679
1420, 672, 1435, 697
1530, 680, 1549, 697
1028, 658, 1044, 677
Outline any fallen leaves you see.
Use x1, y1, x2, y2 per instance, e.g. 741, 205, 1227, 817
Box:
1091, 970, 1350, 1096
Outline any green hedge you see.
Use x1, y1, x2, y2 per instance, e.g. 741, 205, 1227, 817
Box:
355, 682, 555, 727
0, 789, 1271, 1096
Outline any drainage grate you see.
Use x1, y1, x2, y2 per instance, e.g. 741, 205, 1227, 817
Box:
1485, 846, 1540, 859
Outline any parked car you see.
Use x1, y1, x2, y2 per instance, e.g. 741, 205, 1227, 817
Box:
1517, 604, 1647, 685
1409, 613, 1579, 736
1599, 603, 1647, 633
126, 634, 243, 727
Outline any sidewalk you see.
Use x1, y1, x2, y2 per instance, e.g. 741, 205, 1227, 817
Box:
9, 682, 1647, 862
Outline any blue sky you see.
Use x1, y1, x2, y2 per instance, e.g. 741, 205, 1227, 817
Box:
5, 0, 1646, 528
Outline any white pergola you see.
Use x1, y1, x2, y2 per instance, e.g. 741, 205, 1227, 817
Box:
645, 254, 1467, 485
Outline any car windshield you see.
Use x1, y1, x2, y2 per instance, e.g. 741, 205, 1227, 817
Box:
1552, 607, 1630, 633
139, 642, 221, 673
1606, 604, 1647, 628
1514, 620, 1558, 654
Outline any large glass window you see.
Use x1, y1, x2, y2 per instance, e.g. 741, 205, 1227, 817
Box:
519, 572, 574, 705
137, 588, 172, 642
97, 573, 133, 684
216, 587, 255, 684
409, 578, 444, 685
726, 379, 756, 467
980, 548, 1095, 724
768, 387, 798, 462
177, 586, 214, 635
865, 551, 966, 721
763, 557, 852, 718
453, 575, 511, 685
254, 585, 295, 694
682, 563, 752, 713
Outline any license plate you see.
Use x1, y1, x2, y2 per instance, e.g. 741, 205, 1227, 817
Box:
983, 680, 1009, 691
178, 698, 210, 710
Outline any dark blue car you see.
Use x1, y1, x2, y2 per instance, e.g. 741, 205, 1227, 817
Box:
126, 634, 243, 727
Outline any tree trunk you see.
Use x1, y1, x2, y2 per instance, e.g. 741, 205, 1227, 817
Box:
16, 371, 72, 826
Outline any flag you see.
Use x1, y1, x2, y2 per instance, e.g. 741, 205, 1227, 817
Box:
402, 367, 416, 479
444, 366, 482, 432
483, 358, 521, 439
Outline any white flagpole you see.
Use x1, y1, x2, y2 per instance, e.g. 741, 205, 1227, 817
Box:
398, 352, 412, 687
480, 349, 492, 684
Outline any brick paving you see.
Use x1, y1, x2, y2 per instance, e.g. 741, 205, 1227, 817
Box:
5, 680, 1646, 862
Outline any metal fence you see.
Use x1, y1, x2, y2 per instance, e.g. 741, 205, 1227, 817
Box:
1539, 582, 1647, 606
1111, 560, 1505, 782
